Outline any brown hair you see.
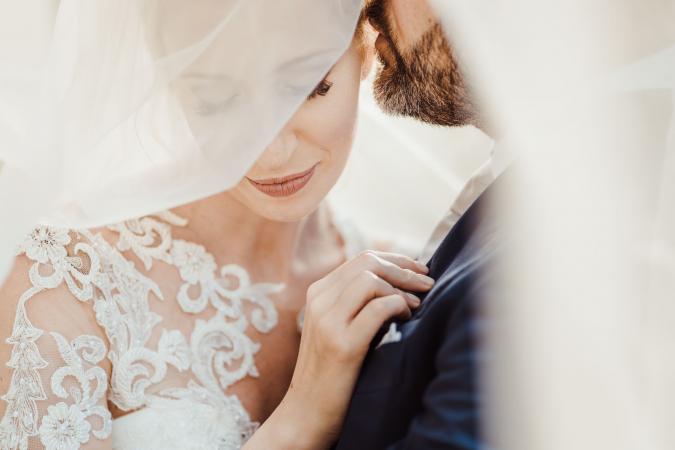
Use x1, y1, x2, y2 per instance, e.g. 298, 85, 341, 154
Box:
354, 10, 374, 62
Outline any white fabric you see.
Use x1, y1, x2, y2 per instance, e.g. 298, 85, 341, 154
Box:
0, 0, 673, 448
1, 214, 265, 450
0, 210, 369, 450
0, 0, 361, 278
111, 401, 249, 450
429, 1, 675, 449
417, 139, 512, 262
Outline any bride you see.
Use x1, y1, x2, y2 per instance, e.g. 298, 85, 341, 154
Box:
0, 8, 434, 450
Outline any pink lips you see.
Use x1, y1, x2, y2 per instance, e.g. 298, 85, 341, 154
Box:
247, 164, 318, 198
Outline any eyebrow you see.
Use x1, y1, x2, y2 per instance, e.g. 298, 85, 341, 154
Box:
275, 49, 336, 72
182, 50, 335, 82
182, 71, 236, 82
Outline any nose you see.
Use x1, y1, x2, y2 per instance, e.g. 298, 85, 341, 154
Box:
257, 128, 299, 171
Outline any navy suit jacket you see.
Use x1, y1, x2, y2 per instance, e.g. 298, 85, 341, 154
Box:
335, 173, 506, 450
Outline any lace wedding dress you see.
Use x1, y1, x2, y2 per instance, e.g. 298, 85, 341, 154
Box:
0, 210, 366, 450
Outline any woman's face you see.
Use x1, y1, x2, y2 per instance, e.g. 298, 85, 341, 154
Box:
228, 39, 368, 222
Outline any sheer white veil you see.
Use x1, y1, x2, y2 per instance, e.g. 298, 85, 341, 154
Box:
330, 0, 675, 447
0, 0, 673, 446
0, 0, 361, 274
426, 0, 675, 448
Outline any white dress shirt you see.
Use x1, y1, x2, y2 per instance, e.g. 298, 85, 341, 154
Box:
419, 141, 511, 262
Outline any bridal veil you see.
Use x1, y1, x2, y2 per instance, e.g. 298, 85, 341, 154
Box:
429, 1, 675, 448
0, 0, 674, 448
0, 0, 361, 273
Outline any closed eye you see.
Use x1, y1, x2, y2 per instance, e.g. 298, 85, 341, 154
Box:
307, 77, 333, 100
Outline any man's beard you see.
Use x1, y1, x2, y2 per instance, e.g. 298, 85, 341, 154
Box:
372, 24, 479, 128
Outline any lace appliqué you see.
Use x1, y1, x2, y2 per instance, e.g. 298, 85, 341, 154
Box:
86, 230, 185, 411
107, 218, 284, 387
108, 212, 187, 271
2, 213, 285, 450
168, 239, 283, 390
171, 240, 281, 331
38, 333, 112, 450
1, 226, 109, 450
104, 216, 284, 442
153, 381, 257, 447
0, 303, 48, 450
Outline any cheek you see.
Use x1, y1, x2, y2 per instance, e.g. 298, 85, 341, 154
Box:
317, 101, 358, 163
304, 66, 361, 166
312, 98, 358, 188
225, 51, 362, 222
390, 0, 436, 47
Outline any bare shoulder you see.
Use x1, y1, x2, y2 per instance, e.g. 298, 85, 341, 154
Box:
0, 248, 106, 345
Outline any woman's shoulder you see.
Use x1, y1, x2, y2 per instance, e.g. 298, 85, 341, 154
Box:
2, 226, 101, 312
0, 225, 117, 350
0, 210, 185, 353
0, 226, 115, 449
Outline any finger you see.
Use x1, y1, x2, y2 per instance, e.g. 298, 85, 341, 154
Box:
324, 251, 427, 289
305, 251, 431, 312
333, 271, 421, 319
348, 294, 411, 348
370, 259, 434, 293
343, 252, 434, 293
369, 251, 429, 274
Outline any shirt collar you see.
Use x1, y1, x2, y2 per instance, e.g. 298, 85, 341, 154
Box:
418, 138, 514, 262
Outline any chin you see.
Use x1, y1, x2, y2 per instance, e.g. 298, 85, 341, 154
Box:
258, 206, 318, 223
249, 195, 323, 223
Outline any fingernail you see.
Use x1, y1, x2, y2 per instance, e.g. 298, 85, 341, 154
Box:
415, 261, 429, 273
407, 293, 421, 307
419, 275, 435, 287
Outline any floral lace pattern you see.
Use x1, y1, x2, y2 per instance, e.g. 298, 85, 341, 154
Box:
1, 225, 99, 450
38, 333, 112, 450
1, 212, 285, 450
39, 404, 91, 450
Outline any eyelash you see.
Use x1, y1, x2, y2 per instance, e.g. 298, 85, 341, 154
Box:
307, 78, 333, 100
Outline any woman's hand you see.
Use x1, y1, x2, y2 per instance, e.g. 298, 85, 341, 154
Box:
244, 251, 434, 450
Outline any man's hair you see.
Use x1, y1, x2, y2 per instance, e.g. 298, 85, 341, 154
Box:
353, 11, 371, 60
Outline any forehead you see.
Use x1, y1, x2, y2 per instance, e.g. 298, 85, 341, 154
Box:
146, 0, 361, 167
151, 0, 354, 78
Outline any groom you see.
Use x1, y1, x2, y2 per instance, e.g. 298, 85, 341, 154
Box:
336, 1, 505, 449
